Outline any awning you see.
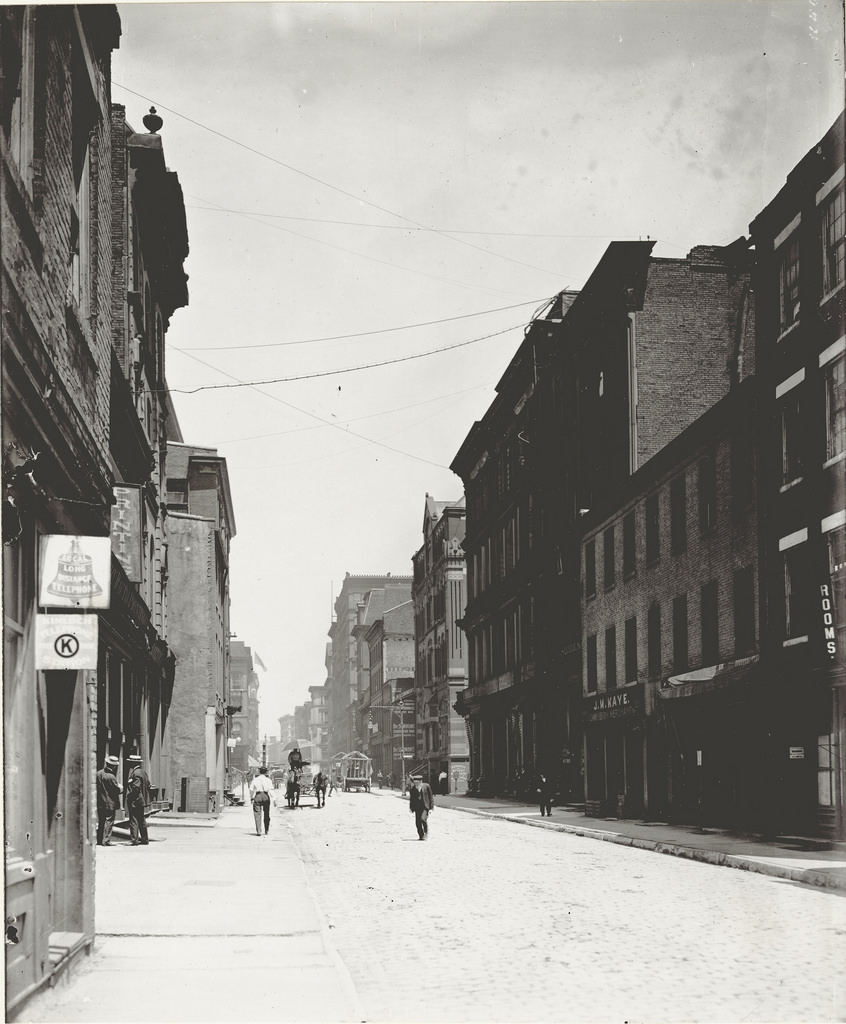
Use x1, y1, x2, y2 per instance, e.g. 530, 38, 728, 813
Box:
247, 754, 261, 768
659, 655, 759, 700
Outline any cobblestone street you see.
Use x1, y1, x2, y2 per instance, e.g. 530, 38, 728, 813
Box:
288, 792, 846, 1023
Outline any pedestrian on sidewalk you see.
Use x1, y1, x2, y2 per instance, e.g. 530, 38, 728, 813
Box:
250, 766, 275, 835
409, 775, 434, 840
536, 772, 554, 817
377, 770, 383, 789
438, 769, 448, 795
126, 754, 150, 845
96, 755, 122, 846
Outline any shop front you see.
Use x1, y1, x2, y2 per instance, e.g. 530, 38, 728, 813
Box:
583, 685, 645, 818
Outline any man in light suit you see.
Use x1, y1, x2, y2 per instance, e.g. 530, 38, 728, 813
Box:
408, 775, 434, 840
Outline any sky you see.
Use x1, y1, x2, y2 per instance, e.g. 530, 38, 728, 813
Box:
111, 0, 844, 738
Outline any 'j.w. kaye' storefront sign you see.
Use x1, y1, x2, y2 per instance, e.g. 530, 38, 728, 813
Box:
585, 687, 643, 723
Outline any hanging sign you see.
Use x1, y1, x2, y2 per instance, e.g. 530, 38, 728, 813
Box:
39, 535, 111, 609
820, 583, 837, 658
111, 485, 143, 583
36, 614, 98, 670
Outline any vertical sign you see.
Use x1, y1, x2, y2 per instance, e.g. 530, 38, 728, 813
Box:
39, 535, 111, 609
820, 583, 837, 658
111, 485, 143, 582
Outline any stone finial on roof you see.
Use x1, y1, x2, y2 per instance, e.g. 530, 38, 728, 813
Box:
143, 106, 163, 133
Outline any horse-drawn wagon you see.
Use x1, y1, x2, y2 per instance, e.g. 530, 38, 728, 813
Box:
338, 750, 372, 792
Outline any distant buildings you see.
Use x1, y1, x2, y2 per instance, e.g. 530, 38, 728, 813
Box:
229, 641, 261, 775
412, 495, 470, 792
325, 573, 412, 756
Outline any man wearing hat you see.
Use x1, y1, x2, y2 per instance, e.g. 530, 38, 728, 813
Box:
126, 754, 151, 846
96, 755, 122, 846
408, 775, 434, 840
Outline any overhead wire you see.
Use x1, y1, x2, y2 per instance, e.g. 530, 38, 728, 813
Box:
183, 191, 533, 301
214, 383, 492, 444
166, 320, 526, 395
186, 203, 689, 250
169, 345, 471, 470
179, 298, 546, 351
113, 82, 576, 280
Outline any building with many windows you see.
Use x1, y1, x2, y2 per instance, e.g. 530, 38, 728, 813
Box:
749, 111, 845, 839
454, 238, 755, 801
580, 379, 761, 827
412, 494, 470, 792
2, 8, 122, 1008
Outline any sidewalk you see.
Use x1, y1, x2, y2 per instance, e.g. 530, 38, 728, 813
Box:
371, 786, 846, 891
13, 806, 361, 1023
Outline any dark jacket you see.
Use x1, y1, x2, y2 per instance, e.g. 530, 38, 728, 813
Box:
127, 765, 150, 805
409, 783, 434, 812
96, 768, 121, 812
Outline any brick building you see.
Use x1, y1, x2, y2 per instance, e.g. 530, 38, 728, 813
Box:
165, 443, 236, 812
749, 111, 846, 839
453, 240, 755, 800
411, 494, 470, 792
580, 379, 761, 827
101, 103, 188, 807
2, 6, 122, 1010
325, 573, 412, 757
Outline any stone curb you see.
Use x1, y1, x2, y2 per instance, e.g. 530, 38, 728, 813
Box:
446, 804, 846, 893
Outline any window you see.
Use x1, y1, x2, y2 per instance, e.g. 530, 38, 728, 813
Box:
647, 604, 661, 680
784, 546, 810, 639
605, 625, 617, 689
701, 580, 719, 665
624, 617, 637, 683
670, 474, 687, 556
623, 511, 636, 578
733, 566, 755, 655
603, 526, 615, 589
818, 734, 835, 806
5, 8, 37, 190
778, 235, 800, 331
781, 389, 803, 484
646, 493, 659, 565
672, 594, 688, 673
586, 634, 597, 693
822, 188, 845, 295
698, 453, 717, 532
825, 355, 846, 461
585, 539, 596, 598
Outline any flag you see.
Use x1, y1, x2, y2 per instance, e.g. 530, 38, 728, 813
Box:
254, 651, 267, 671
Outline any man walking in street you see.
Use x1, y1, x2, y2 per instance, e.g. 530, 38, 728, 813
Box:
96, 755, 122, 846
409, 775, 434, 840
314, 768, 327, 808
250, 766, 275, 835
126, 754, 150, 845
